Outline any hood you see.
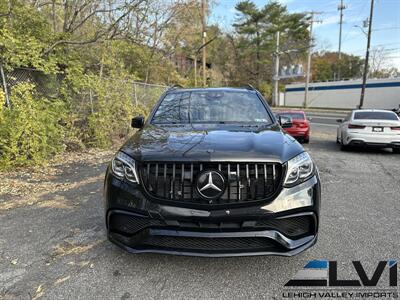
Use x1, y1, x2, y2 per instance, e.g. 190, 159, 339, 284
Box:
120, 124, 304, 163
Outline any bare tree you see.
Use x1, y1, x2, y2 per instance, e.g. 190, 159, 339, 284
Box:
40, 0, 149, 55
369, 47, 388, 76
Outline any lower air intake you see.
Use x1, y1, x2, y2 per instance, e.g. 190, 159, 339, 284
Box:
140, 236, 281, 252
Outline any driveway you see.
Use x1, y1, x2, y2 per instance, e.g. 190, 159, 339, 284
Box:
1, 124, 399, 299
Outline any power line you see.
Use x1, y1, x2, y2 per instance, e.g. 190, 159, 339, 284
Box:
373, 26, 400, 31
340, 0, 370, 45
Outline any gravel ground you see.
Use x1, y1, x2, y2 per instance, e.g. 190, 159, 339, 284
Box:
0, 124, 399, 300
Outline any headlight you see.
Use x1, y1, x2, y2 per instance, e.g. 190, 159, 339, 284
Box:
284, 152, 314, 187
111, 152, 139, 183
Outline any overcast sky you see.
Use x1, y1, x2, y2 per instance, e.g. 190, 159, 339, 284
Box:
210, 0, 400, 69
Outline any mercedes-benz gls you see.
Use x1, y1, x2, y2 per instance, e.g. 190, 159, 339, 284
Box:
103, 87, 321, 257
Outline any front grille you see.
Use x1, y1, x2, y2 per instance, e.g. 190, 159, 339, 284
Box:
108, 213, 313, 238
140, 236, 280, 252
139, 162, 283, 206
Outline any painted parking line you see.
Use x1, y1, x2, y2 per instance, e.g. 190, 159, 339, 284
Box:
310, 122, 338, 127
309, 116, 344, 120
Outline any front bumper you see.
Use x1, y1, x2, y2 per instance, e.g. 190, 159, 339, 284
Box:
104, 172, 320, 257
108, 222, 317, 257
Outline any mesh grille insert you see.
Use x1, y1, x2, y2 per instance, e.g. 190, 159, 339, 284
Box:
141, 236, 280, 252
109, 213, 313, 238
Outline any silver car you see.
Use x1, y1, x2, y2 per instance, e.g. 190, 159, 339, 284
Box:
336, 109, 400, 153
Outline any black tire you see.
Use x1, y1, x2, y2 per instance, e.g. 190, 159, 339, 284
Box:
336, 137, 340, 144
303, 137, 310, 144
340, 141, 349, 151
393, 148, 400, 154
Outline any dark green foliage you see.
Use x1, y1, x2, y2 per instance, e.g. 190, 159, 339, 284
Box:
312, 52, 364, 81
0, 1, 171, 168
0, 84, 65, 168
231, 0, 309, 88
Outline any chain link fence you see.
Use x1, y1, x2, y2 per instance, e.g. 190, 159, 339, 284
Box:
0, 67, 168, 108
131, 81, 168, 108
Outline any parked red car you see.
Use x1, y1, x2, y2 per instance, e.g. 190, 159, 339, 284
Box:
275, 110, 310, 143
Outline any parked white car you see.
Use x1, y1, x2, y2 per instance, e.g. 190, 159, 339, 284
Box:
336, 109, 400, 153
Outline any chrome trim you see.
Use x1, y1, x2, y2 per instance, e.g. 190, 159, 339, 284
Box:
261, 176, 316, 213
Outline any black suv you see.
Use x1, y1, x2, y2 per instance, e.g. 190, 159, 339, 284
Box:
104, 87, 320, 257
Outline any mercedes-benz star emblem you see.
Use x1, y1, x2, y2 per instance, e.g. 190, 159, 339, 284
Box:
196, 170, 226, 200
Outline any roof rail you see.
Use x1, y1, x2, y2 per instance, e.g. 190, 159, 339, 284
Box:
168, 84, 184, 90
244, 84, 256, 90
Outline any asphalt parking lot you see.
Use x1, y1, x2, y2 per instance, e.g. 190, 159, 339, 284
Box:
1, 122, 399, 300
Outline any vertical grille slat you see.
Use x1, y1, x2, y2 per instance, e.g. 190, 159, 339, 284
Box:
190, 163, 194, 200
163, 164, 167, 198
227, 164, 231, 203
254, 164, 258, 198
272, 164, 276, 182
245, 164, 251, 200
140, 162, 282, 207
171, 164, 176, 199
264, 164, 267, 196
146, 163, 151, 190
236, 164, 240, 202
154, 163, 159, 192
181, 163, 185, 200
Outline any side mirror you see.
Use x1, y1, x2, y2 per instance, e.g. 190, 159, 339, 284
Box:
279, 116, 293, 128
308, 117, 313, 121
336, 118, 344, 123
131, 116, 145, 129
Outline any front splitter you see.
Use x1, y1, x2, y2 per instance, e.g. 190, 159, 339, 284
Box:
108, 231, 317, 258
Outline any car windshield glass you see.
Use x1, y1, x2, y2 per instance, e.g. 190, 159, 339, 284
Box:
354, 111, 399, 121
277, 113, 304, 120
152, 91, 272, 124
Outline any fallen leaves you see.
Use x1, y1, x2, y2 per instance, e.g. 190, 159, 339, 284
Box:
54, 276, 70, 285
32, 284, 44, 300
36, 196, 72, 209
0, 174, 104, 211
52, 240, 102, 258
0, 149, 113, 200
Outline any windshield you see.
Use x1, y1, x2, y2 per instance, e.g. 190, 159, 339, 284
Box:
277, 112, 305, 120
354, 111, 399, 121
151, 91, 272, 124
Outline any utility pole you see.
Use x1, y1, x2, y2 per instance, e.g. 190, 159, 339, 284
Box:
337, 0, 346, 80
201, 0, 207, 87
359, 0, 374, 109
273, 31, 280, 107
193, 36, 217, 87
303, 12, 322, 108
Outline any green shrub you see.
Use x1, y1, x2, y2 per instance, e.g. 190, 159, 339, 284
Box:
258, 82, 273, 104
0, 83, 65, 169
